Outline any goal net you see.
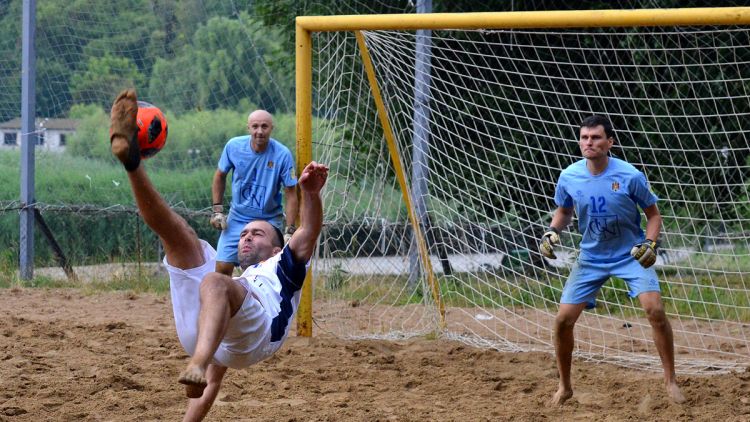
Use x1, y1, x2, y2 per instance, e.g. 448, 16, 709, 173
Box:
303, 12, 750, 374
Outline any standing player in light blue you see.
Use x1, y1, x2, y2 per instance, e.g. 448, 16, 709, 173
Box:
540, 115, 685, 405
210, 110, 299, 276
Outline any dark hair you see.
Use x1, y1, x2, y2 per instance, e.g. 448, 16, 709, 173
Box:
580, 115, 614, 139
271, 225, 284, 247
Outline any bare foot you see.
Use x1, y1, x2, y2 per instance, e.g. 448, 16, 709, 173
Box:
109, 88, 141, 171
184, 384, 205, 399
178, 364, 208, 399
549, 386, 573, 406
666, 381, 686, 404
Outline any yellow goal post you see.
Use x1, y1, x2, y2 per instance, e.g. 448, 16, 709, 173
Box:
294, 6, 750, 352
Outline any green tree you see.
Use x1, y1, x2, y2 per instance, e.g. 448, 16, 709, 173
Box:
65, 103, 111, 162
0, 0, 21, 122
156, 108, 248, 170
149, 12, 290, 114
70, 54, 145, 109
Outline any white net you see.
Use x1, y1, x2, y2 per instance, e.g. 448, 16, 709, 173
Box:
310, 26, 750, 374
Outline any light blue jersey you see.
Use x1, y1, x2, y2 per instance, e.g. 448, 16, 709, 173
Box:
554, 157, 658, 262
218, 136, 297, 222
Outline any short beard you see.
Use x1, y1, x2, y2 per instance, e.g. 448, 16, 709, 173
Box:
238, 251, 262, 270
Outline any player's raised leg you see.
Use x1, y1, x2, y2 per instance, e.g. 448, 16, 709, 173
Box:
638, 291, 686, 403
110, 89, 204, 270
550, 302, 587, 405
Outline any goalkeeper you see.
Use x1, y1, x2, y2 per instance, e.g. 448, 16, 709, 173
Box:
110, 89, 327, 422
539, 115, 684, 405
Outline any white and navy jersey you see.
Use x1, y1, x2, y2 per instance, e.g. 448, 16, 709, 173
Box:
165, 241, 308, 369
554, 157, 658, 262
237, 245, 308, 345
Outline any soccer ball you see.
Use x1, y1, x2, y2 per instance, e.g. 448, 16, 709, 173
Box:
136, 101, 168, 158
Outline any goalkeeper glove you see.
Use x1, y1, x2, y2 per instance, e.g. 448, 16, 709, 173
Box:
209, 204, 227, 230
630, 239, 657, 268
284, 225, 296, 244
539, 227, 561, 259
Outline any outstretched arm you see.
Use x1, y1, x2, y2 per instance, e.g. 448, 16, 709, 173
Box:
287, 162, 328, 263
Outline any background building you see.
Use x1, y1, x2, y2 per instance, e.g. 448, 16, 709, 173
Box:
0, 118, 79, 152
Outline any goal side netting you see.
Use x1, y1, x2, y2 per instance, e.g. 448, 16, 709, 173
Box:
304, 16, 750, 374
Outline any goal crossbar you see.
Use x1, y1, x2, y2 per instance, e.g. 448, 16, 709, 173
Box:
296, 7, 750, 32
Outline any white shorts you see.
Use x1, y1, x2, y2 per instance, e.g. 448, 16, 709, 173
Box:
163, 240, 280, 369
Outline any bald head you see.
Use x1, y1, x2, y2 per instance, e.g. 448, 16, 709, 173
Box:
247, 110, 274, 153
248, 109, 273, 125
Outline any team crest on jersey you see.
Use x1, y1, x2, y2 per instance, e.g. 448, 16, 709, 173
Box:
267, 160, 274, 169
611, 181, 620, 192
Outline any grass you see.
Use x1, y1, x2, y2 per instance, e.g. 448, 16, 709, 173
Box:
315, 270, 565, 309
0, 259, 170, 295
0, 149, 215, 208
82, 275, 170, 295
2, 256, 747, 323
661, 273, 750, 321
315, 266, 750, 323
662, 244, 750, 273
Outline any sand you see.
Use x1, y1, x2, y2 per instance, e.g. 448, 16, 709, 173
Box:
0, 287, 748, 421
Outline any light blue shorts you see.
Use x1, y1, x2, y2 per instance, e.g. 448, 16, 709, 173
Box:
216, 212, 283, 265
560, 255, 661, 305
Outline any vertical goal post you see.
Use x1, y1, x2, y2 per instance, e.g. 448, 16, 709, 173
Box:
294, 6, 750, 374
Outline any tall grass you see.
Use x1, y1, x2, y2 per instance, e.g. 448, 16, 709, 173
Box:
0, 150, 218, 266
1, 149, 215, 207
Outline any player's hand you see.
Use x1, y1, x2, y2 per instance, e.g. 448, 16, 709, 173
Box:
298, 161, 329, 194
210, 212, 227, 230
539, 228, 560, 259
284, 225, 296, 244
630, 239, 657, 268
210, 204, 227, 230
